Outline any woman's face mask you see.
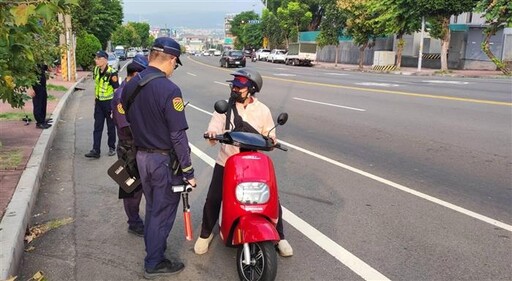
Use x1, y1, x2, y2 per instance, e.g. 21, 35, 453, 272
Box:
230, 87, 249, 103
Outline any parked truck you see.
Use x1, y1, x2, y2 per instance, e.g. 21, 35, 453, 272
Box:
285, 42, 317, 66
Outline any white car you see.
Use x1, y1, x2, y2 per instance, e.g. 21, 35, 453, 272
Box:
126, 49, 137, 58
267, 49, 287, 63
255, 48, 271, 61
213, 50, 222, 56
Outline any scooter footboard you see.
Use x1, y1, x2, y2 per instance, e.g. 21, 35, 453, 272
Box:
232, 215, 280, 245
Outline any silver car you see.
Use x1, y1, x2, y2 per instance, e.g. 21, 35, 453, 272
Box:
107, 52, 120, 71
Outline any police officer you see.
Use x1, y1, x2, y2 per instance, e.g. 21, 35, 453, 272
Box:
28, 64, 52, 129
85, 50, 118, 158
194, 68, 293, 257
111, 54, 148, 237
121, 37, 196, 279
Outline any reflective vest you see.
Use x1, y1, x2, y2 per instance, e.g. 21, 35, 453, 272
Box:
93, 66, 116, 101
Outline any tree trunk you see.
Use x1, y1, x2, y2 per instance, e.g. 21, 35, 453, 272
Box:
440, 17, 450, 72
335, 44, 339, 67
396, 33, 404, 69
358, 42, 367, 70
482, 29, 511, 76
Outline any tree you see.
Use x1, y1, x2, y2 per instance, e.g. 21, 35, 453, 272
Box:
317, 0, 347, 66
230, 11, 261, 49
341, 0, 385, 70
76, 32, 102, 70
71, 0, 123, 49
111, 24, 141, 48
476, 0, 511, 75
265, 0, 324, 30
416, 0, 479, 71
128, 22, 150, 48
0, 0, 77, 108
277, 1, 312, 46
367, 0, 421, 68
261, 9, 285, 48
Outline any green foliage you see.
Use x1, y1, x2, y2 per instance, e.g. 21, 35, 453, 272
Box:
317, 0, 346, 48
230, 11, 261, 49
277, 1, 312, 43
71, 0, 123, 49
128, 22, 151, 47
416, 0, 480, 17
0, 0, 76, 109
76, 32, 101, 71
111, 24, 141, 48
261, 9, 285, 48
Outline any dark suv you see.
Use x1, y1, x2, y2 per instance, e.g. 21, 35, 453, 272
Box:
219, 50, 246, 68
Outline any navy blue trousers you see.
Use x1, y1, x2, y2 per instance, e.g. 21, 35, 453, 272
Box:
93, 99, 116, 153
32, 86, 47, 125
137, 151, 181, 269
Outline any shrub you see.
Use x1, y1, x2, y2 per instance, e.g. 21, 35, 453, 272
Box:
76, 32, 101, 71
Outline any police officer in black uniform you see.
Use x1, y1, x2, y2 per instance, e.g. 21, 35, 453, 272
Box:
85, 50, 118, 158
121, 37, 196, 279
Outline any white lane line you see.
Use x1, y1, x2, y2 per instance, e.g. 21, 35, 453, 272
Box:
188, 142, 390, 281
187, 72, 197, 76
283, 208, 390, 281
214, 81, 229, 86
294, 97, 366, 112
188, 104, 213, 115
274, 73, 297, 77
423, 80, 470, 85
278, 139, 512, 232
356, 82, 399, 87
326, 73, 349, 76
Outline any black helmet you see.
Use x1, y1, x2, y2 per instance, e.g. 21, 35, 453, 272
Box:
229, 68, 263, 93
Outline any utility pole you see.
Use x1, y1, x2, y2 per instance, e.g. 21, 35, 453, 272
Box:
417, 16, 425, 71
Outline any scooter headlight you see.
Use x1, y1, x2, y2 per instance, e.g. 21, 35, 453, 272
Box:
235, 182, 270, 204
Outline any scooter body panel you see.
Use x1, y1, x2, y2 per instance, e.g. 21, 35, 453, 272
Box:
221, 151, 279, 246
232, 215, 280, 245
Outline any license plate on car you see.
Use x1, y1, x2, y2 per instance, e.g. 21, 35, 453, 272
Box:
235, 61, 240, 64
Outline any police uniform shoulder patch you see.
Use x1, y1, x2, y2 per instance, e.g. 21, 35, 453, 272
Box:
172, 97, 184, 112
117, 103, 125, 114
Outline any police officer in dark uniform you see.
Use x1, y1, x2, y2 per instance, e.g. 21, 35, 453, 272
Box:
85, 50, 118, 158
121, 37, 196, 279
111, 54, 148, 237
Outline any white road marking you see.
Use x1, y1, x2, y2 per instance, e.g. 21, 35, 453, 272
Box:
190, 104, 512, 232
277, 139, 512, 233
214, 81, 229, 86
294, 97, 366, 111
274, 73, 297, 77
187, 72, 197, 76
326, 73, 349, 76
356, 82, 399, 87
188, 142, 390, 281
423, 80, 470, 85
188, 104, 213, 115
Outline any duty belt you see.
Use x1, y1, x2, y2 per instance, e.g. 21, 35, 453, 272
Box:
137, 147, 171, 155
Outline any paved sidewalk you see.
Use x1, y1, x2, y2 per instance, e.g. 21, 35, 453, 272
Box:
0, 71, 89, 279
312, 61, 508, 78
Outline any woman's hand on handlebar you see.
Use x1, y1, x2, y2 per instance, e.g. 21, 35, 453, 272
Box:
204, 131, 218, 145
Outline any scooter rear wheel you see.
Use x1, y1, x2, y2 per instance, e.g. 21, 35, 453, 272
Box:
236, 241, 277, 281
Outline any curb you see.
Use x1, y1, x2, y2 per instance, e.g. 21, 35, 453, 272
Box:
0, 76, 86, 280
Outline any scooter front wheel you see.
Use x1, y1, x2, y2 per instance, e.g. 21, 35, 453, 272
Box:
236, 241, 277, 281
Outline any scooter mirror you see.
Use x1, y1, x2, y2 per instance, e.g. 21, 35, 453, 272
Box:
277, 113, 288, 125
214, 100, 229, 114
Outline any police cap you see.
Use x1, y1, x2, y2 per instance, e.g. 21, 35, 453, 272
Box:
151, 37, 182, 65
93, 50, 108, 59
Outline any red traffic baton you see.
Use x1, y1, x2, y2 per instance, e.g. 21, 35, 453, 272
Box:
182, 187, 193, 241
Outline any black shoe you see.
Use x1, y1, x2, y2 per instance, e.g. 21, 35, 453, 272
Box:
128, 225, 144, 237
108, 147, 116, 156
144, 259, 184, 279
84, 149, 100, 158
36, 123, 52, 129
45, 118, 53, 124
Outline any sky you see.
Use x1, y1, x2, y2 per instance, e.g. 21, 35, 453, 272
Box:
123, 0, 266, 29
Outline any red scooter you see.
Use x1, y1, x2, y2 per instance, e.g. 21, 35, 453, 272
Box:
204, 100, 288, 281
